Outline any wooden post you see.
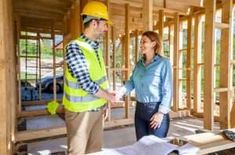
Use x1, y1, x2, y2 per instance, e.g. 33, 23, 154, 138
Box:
158, 10, 164, 55
121, 36, 125, 82
105, 0, 112, 121
193, 15, 202, 113
37, 32, 42, 100
169, 25, 174, 64
0, 0, 15, 154
178, 23, 183, 108
186, 12, 192, 111
204, 0, 216, 130
15, 16, 22, 113
143, 0, 153, 31
173, 13, 179, 111
111, 27, 116, 91
134, 30, 139, 64
124, 3, 130, 118
52, 24, 57, 101
219, 0, 233, 129
79, 0, 88, 32
105, 0, 110, 84
73, 0, 82, 38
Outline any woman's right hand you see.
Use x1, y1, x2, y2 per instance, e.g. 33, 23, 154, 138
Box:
149, 112, 164, 129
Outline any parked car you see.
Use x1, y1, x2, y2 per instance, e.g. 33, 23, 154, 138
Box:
37, 73, 64, 93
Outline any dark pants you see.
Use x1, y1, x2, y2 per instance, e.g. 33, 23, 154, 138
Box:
135, 101, 170, 141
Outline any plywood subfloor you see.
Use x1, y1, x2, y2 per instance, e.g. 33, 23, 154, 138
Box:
26, 117, 220, 154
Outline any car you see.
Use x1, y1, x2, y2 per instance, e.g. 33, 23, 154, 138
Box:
21, 80, 32, 87
37, 73, 64, 93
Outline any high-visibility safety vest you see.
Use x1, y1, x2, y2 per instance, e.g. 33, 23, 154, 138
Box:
63, 39, 109, 112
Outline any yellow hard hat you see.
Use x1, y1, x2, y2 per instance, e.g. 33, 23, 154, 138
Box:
81, 1, 112, 24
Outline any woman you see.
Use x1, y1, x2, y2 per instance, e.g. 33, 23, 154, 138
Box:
116, 31, 172, 140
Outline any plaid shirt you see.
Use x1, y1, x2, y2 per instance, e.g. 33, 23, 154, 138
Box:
65, 34, 106, 111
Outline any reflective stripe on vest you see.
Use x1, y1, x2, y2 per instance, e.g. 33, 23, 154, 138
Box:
65, 76, 107, 89
65, 92, 99, 102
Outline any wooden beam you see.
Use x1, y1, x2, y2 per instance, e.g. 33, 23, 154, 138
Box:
186, 13, 192, 111
214, 87, 230, 93
193, 15, 202, 113
134, 30, 139, 64
158, 10, 164, 55
183, 131, 235, 154
215, 22, 229, 29
232, 101, 235, 128
105, 0, 111, 121
15, 110, 191, 142
0, 0, 15, 154
70, 0, 81, 39
17, 110, 49, 118
111, 27, 116, 91
219, 0, 233, 129
204, 0, 216, 130
124, 4, 130, 118
110, 0, 142, 8
167, 0, 204, 7
143, 0, 153, 31
153, 6, 187, 15
21, 100, 60, 106
173, 13, 180, 111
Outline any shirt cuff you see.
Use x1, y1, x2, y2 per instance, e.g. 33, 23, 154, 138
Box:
116, 86, 127, 99
90, 84, 99, 95
158, 105, 170, 114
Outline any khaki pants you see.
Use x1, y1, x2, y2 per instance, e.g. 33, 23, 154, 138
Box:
65, 109, 103, 155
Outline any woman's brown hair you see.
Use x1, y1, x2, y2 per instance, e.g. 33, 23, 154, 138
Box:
142, 31, 162, 55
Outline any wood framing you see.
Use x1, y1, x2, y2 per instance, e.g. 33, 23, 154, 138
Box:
124, 3, 130, 118
71, 0, 82, 38
0, 0, 16, 154
143, 0, 153, 31
219, 0, 233, 129
184, 130, 235, 154
134, 30, 139, 64
111, 27, 116, 91
15, 110, 191, 142
158, 10, 164, 55
2, 0, 235, 153
204, 0, 216, 130
193, 15, 202, 113
173, 13, 180, 111
186, 11, 192, 111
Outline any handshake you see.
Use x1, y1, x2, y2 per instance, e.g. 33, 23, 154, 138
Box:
104, 87, 127, 103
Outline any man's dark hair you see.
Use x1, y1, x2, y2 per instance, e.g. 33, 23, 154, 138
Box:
82, 15, 106, 28
82, 15, 93, 28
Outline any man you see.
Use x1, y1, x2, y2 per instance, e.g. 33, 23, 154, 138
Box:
63, 1, 115, 154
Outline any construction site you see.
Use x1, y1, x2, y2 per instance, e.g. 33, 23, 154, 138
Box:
1, 0, 235, 154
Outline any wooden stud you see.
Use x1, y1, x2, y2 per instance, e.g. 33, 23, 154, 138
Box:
134, 30, 139, 64
173, 13, 180, 111
0, 0, 15, 153
219, 0, 233, 129
143, 0, 153, 31
15, 110, 191, 142
204, 0, 216, 130
111, 27, 116, 91
215, 22, 229, 29
193, 15, 202, 113
186, 13, 192, 111
37, 32, 42, 100
158, 10, 164, 55
124, 3, 130, 119
52, 24, 57, 101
